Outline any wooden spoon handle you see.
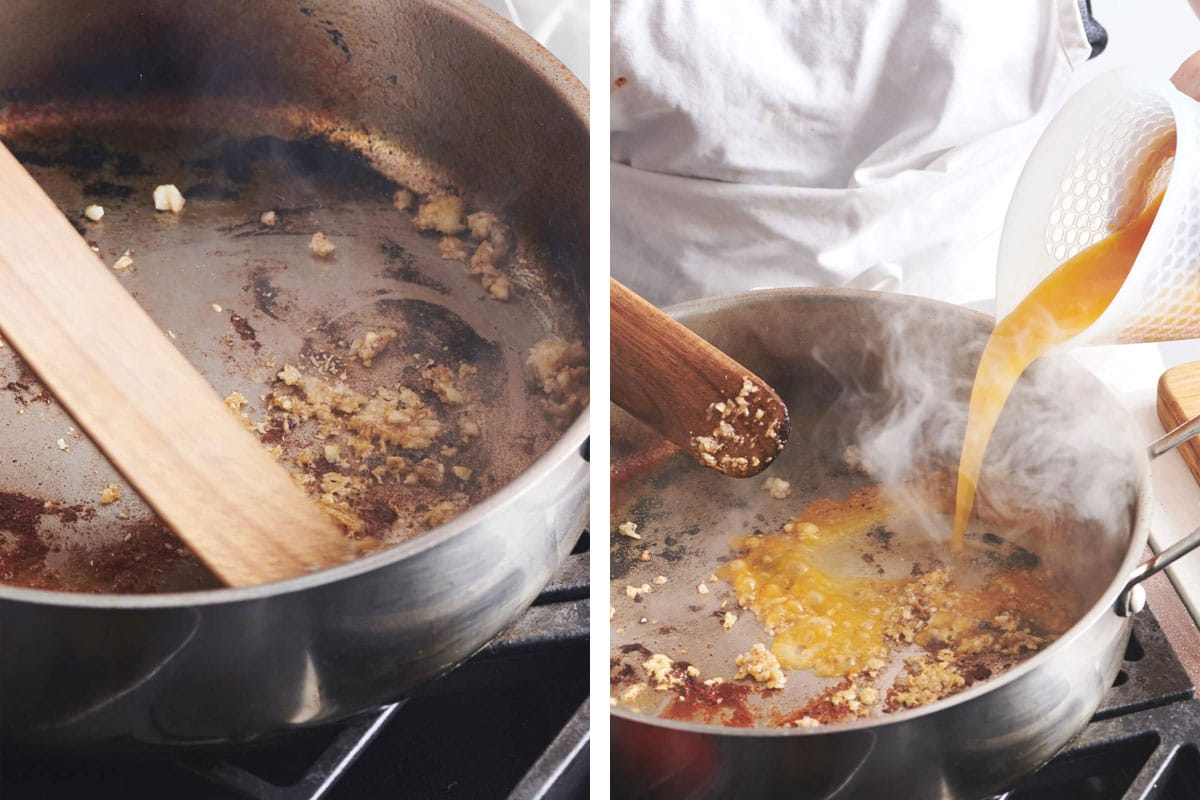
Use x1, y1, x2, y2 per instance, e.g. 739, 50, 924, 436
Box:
0, 142, 354, 587
610, 278, 789, 477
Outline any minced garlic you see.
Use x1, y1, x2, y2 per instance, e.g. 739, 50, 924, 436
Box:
310, 232, 337, 258
153, 184, 185, 213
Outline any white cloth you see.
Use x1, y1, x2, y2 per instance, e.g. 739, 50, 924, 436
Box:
611, 0, 1095, 307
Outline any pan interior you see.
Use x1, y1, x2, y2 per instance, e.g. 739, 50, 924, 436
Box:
610, 291, 1141, 729
0, 111, 586, 594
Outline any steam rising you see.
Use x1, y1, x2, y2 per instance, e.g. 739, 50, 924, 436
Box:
811, 302, 1142, 563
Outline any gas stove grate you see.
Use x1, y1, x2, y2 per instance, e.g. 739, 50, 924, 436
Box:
185, 547, 590, 800
991, 609, 1198, 800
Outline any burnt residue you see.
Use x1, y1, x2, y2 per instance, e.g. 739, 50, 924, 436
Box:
776, 678, 860, 727
0, 492, 94, 588
59, 140, 112, 172
649, 456, 696, 491
610, 660, 636, 683
611, 542, 641, 583
114, 152, 150, 177
1004, 546, 1040, 571
245, 266, 284, 319
978, 530, 1040, 570
14, 138, 151, 183
619, 643, 654, 657
659, 673, 758, 728
360, 501, 399, 531
377, 298, 499, 365
184, 182, 241, 202
658, 543, 688, 563
259, 426, 285, 446
381, 240, 450, 294
78, 519, 217, 594
82, 181, 135, 199
225, 205, 322, 239
11, 149, 59, 168
0, 492, 54, 535
321, 22, 352, 59
183, 136, 394, 201
867, 524, 894, 551
244, 136, 393, 199
228, 311, 260, 350
4, 378, 53, 407
624, 496, 660, 525
965, 664, 993, 682
298, 336, 349, 377
65, 212, 87, 237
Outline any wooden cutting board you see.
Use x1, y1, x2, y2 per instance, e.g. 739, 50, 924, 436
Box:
1157, 361, 1200, 484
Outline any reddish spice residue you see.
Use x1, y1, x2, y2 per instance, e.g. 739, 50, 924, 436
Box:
259, 427, 284, 445
81, 520, 194, 593
0, 493, 53, 583
614, 76, 629, 88
359, 501, 399, 533
0, 485, 221, 593
774, 678, 858, 727
610, 644, 769, 728
660, 677, 759, 728
0, 493, 91, 587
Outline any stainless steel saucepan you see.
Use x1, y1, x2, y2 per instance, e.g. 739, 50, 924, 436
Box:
611, 288, 1200, 799
0, 0, 588, 748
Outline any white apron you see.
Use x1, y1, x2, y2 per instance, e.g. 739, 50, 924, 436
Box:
611, 0, 1095, 307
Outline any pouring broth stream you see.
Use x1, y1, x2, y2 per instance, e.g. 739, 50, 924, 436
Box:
952, 190, 1165, 546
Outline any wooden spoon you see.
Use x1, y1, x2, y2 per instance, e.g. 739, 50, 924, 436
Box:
610, 278, 790, 477
0, 142, 355, 587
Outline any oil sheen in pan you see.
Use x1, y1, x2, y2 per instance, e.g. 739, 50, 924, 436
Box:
0, 124, 585, 594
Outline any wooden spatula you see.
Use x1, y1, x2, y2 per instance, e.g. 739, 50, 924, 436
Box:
610, 278, 790, 477
0, 141, 355, 587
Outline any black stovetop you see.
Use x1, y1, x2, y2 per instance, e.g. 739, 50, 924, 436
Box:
992, 607, 1200, 800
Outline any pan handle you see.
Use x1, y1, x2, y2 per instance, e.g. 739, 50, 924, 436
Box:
1146, 412, 1200, 460
1118, 413, 1200, 615
1118, 526, 1200, 616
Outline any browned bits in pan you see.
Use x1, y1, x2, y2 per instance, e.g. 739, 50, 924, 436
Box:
528, 338, 589, 422
612, 479, 1076, 726
0, 124, 586, 594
